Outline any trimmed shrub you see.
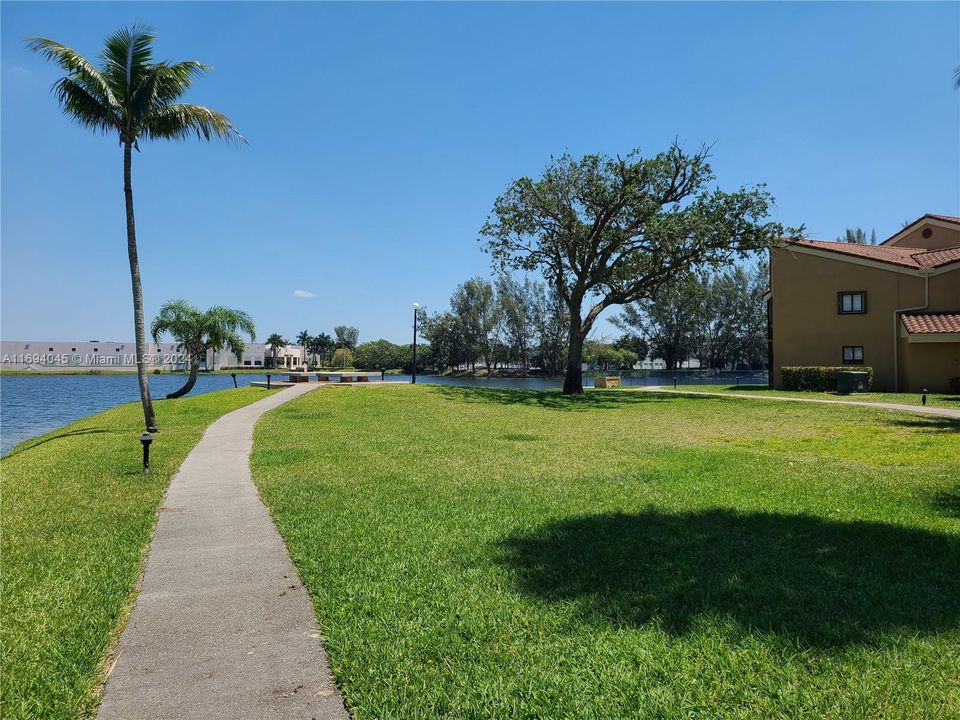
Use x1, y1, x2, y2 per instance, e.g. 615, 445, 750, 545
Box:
781, 366, 873, 392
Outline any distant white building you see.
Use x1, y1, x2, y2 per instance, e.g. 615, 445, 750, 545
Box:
633, 356, 702, 371
0, 340, 304, 371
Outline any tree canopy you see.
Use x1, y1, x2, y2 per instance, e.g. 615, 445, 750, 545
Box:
481, 144, 794, 392
150, 300, 255, 397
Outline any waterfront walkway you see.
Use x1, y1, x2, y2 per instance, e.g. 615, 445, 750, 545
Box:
97, 383, 349, 720
639, 386, 960, 420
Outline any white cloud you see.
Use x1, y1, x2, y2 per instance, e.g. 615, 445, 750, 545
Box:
292, 289, 316, 298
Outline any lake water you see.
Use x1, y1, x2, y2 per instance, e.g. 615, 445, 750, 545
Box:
0, 371, 766, 455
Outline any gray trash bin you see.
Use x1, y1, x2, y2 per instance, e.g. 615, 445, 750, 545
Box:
836, 371, 869, 394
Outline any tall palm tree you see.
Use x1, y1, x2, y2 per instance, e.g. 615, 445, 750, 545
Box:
296, 330, 311, 368
28, 25, 243, 431
151, 300, 255, 399
313, 332, 334, 366
266, 333, 287, 369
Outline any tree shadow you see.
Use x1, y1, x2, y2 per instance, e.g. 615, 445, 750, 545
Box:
430, 385, 713, 411
930, 485, 960, 518
879, 416, 960, 433
496, 509, 960, 647
4, 427, 121, 457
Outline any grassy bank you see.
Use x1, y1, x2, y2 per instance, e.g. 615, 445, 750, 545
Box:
1, 387, 276, 720
252, 384, 960, 719
662, 384, 959, 409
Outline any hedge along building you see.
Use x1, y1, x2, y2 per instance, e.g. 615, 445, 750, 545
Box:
768, 214, 960, 392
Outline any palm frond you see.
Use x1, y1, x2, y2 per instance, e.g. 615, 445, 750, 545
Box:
955, 65, 960, 90
142, 103, 245, 143
154, 61, 210, 103
100, 24, 155, 101
151, 299, 201, 344
52, 77, 119, 134
25, 36, 119, 108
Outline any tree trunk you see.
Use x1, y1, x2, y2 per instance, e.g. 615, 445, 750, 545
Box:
166, 357, 199, 399
124, 141, 159, 432
562, 299, 585, 395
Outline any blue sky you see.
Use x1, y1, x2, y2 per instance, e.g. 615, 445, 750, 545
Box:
2, 1, 958, 344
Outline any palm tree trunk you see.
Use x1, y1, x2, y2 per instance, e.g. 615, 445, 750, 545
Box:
124, 140, 159, 431
166, 357, 199, 399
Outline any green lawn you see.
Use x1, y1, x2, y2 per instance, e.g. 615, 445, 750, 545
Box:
252, 384, 960, 719
662, 384, 959, 409
1, 387, 275, 720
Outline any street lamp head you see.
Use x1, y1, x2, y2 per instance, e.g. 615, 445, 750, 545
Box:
412, 302, 420, 310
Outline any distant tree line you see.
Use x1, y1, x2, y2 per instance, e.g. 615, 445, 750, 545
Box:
612, 261, 769, 371
418, 275, 569, 375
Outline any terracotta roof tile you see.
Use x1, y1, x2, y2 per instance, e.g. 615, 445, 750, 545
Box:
901, 313, 960, 334
926, 214, 960, 224
789, 239, 960, 269
914, 246, 960, 267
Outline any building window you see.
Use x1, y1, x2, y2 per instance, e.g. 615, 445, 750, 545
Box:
93, 348, 98, 353
48, 347, 54, 352
838, 291, 866, 314
254, 360, 262, 366
244, 360, 252, 366
842, 346, 864, 364
71, 348, 76, 352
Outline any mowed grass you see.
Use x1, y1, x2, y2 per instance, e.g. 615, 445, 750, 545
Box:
664, 384, 959, 409
252, 384, 960, 719
1, 387, 275, 720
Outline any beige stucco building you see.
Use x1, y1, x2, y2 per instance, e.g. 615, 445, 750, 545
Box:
769, 213, 960, 392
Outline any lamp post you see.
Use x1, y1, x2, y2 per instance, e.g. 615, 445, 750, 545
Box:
412, 303, 420, 384
140, 432, 153, 471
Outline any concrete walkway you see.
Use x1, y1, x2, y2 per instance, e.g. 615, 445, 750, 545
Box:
98, 383, 349, 720
639, 386, 960, 420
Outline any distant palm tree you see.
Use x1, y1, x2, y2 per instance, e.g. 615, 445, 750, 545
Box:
28, 25, 243, 431
312, 332, 334, 366
955, 65, 960, 90
151, 300, 255, 398
296, 330, 311, 368
266, 333, 287, 369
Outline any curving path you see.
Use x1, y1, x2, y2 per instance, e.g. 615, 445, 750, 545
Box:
639, 386, 960, 419
98, 383, 349, 720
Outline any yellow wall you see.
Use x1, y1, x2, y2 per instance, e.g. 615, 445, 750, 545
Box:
900, 338, 960, 393
770, 247, 958, 391
886, 223, 960, 250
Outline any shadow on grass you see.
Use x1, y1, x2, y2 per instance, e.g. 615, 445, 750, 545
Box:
431, 385, 715, 411
880, 416, 960, 433
496, 509, 960, 647
931, 485, 960, 518
4, 427, 122, 457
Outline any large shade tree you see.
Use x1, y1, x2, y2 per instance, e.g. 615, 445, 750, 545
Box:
481, 144, 794, 393
28, 25, 243, 430
151, 300, 255, 398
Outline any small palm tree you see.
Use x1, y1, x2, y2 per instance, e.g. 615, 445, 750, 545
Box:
28, 25, 243, 431
151, 300, 255, 398
266, 333, 287, 369
296, 330, 311, 369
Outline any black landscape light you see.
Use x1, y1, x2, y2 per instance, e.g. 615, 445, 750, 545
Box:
266, 374, 272, 389
231, 372, 238, 388
921, 389, 927, 406
673, 375, 677, 389
140, 432, 153, 470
